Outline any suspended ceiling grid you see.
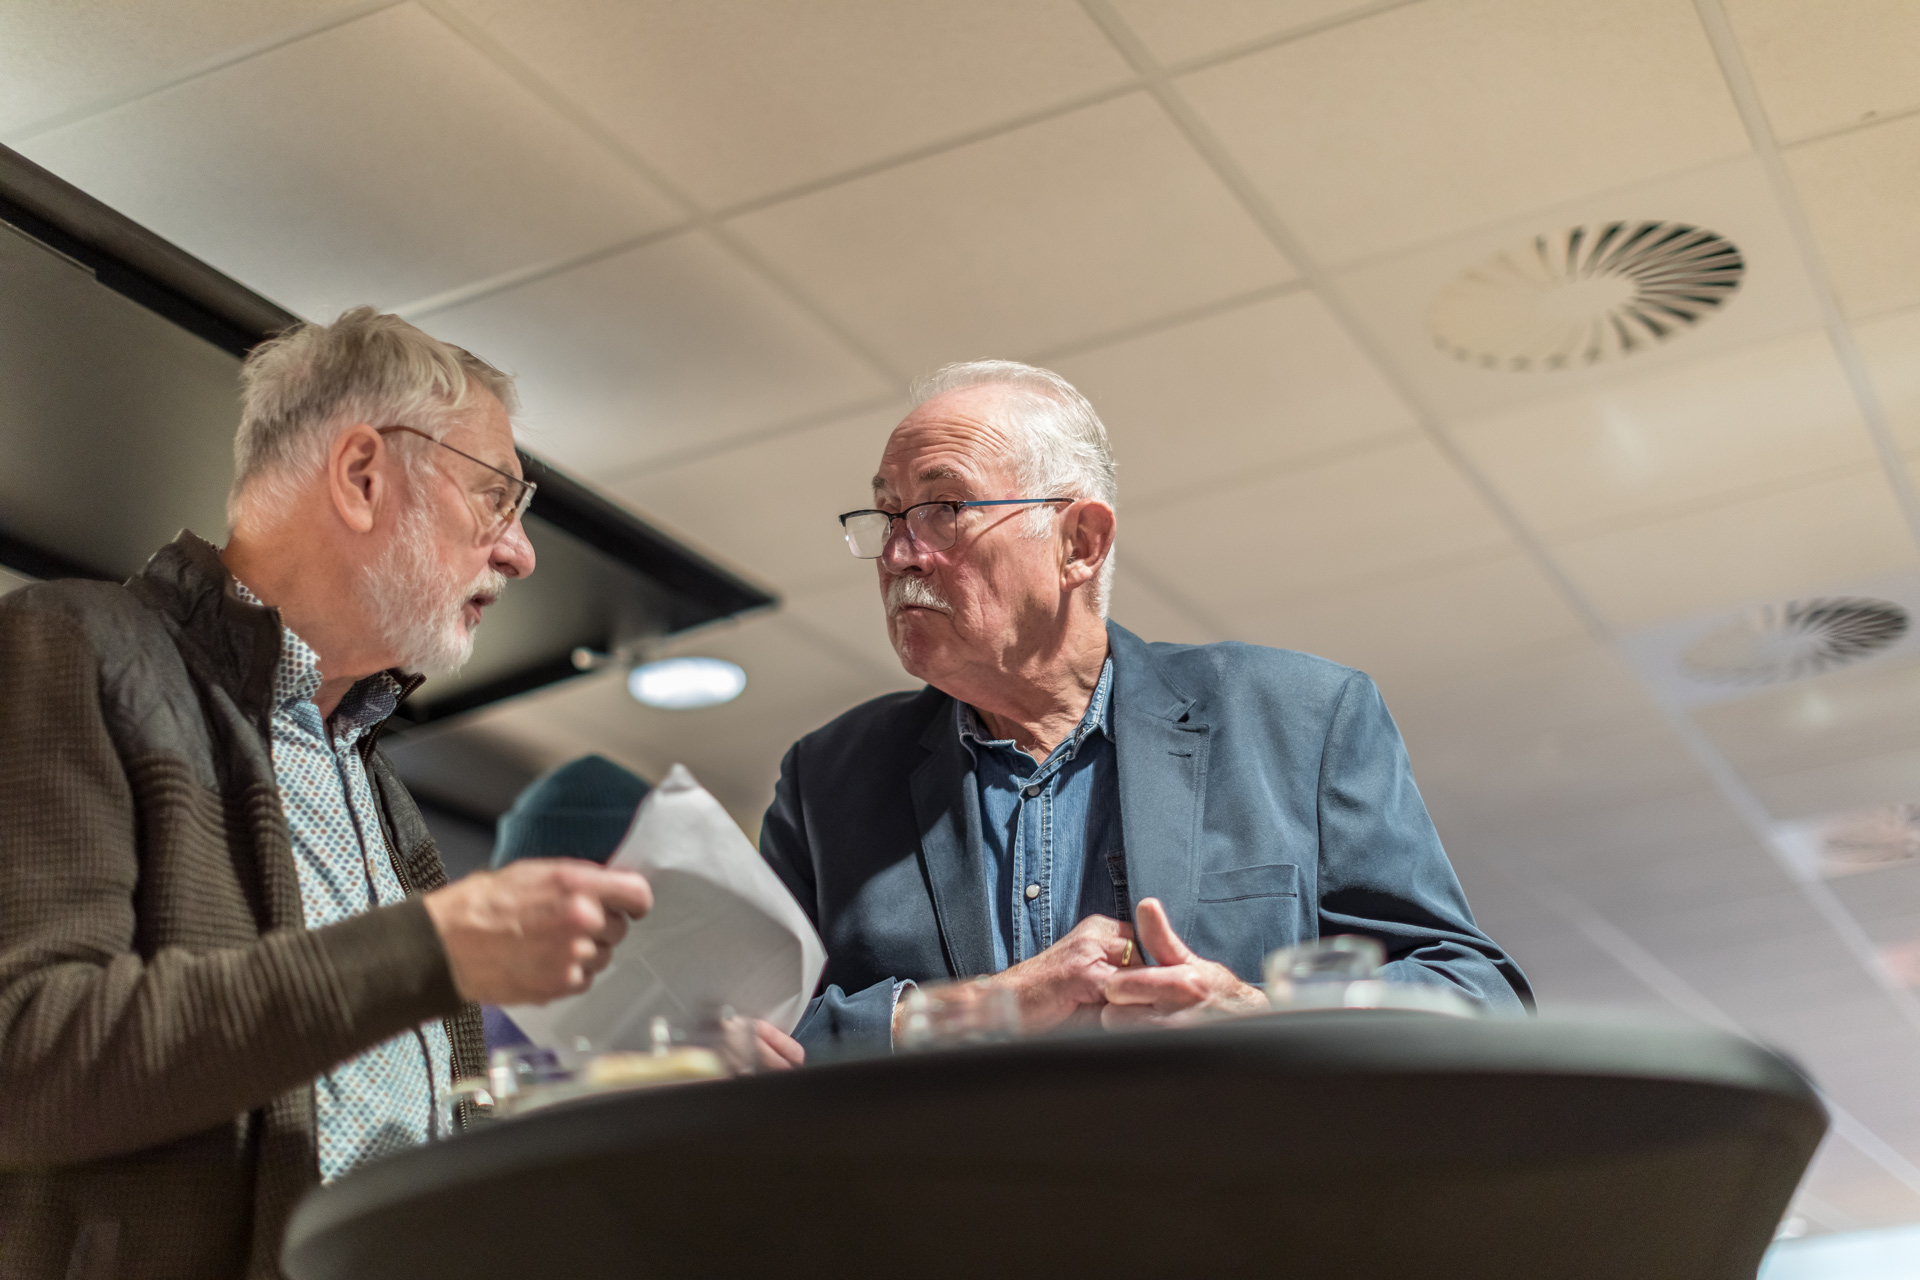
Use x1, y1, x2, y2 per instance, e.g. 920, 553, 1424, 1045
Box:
9, 0, 1920, 1232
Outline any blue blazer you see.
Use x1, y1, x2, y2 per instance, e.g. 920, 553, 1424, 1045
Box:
760, 622, 1531, 1055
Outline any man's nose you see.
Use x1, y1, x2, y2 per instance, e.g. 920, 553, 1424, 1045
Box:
491, 517, 537, 579
878, 517, 927, 573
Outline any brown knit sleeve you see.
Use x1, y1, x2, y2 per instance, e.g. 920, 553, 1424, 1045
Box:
0, 600, 462, 1168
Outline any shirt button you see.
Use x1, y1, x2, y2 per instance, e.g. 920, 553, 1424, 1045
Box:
1023, 784, 1041, 798
1025, 884, 1040, 900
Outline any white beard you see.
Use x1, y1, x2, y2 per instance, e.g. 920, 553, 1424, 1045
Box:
361, 500, 505, 677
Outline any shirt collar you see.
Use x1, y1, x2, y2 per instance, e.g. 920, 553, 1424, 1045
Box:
231, 579, 401, 731
957, 655, 1114, 763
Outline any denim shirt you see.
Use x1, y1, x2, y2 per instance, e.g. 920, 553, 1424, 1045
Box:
958, 657, 1124, 971
234, 582, 452, 1183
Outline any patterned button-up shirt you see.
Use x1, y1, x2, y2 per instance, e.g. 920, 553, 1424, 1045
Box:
234, 581, 452, 1183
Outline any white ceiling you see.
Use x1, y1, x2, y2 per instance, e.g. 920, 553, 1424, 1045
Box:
10, 0, 1920, 1234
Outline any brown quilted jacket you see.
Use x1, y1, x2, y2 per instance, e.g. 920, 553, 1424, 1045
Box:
0, 532, 485, 1280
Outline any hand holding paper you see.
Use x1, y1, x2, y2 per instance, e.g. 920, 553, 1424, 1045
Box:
505, 765, 826, 1052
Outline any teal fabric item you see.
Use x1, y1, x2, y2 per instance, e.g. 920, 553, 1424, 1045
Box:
492, 755, 650, 868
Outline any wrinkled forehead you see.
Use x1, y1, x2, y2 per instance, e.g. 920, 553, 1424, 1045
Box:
872, 389, 1019, 499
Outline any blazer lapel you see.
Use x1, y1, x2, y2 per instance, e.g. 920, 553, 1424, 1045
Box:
1108, 622, 1210, 950
911, 704, 997, 977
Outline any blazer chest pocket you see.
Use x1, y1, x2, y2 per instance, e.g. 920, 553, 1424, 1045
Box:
1191, 863, 1301, 981
1198, 862, 1299, 904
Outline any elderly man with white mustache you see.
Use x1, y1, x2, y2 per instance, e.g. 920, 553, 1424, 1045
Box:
0, 309, 669, 1280
760, 360, 1530, 1057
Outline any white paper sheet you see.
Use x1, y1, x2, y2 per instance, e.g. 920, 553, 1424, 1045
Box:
503, 764, 825, 1049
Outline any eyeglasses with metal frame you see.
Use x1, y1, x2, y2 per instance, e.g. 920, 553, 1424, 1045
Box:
837, 498, 1072, 559
376, 425, 537, 541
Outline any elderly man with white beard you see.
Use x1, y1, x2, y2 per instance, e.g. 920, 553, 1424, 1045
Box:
760, 359, 1531, 1058
0, 308, 704, 1280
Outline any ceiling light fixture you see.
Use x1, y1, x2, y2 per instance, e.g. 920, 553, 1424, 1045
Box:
627, 656, 747, 709
1428, 221, 1744, 371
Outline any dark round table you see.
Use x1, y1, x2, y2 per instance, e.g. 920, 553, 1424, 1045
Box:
283, 1011, 1825, 1280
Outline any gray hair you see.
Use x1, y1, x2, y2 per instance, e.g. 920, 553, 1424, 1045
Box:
228, 306, 518, 526
908, 359, 1118, 617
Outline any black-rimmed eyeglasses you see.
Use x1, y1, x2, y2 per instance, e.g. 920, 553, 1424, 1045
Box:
377, 425, 536, 541
838, 498, 1071, 559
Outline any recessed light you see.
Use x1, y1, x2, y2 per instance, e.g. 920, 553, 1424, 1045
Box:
1428, 221, 1743, 371
627, 657, 746, 709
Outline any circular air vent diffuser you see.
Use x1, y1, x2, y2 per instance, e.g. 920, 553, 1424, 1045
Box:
1680, 597, 1908, 686
1817, 804, 1920, 877
1429, 221, 1744, 371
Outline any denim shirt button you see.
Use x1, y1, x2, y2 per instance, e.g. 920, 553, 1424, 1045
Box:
1022, 784, 1041, 799
1025, 883, 1040, 900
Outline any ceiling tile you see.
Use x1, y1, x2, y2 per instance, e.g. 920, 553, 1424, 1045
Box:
1222, 550, 1589, 700
1120, 436, 1512, 610
1175, 0, 1749, 265
16, 4, 679, 318
724, 92, 1295, 376
1786, 115, 1920, 320
1850, 306, 1920, 455
1106, 0, 1379, 66
776, 578, 925, 692
1107, 563, 1231, 646
1723, 0, 1920, 144
1692, 656, 1920, 792
1049, 290, 1418, 506
419, 230, 893, 478
1746, 744, 1920, 823
444, 0, 1131, 210
606, 403, 905, 596
1830, 860, 1920, 933
0, 0, 368, 137
1451, 329, 1880, 536
1548, 467, 1920, 629
1330, 155, 1826, 424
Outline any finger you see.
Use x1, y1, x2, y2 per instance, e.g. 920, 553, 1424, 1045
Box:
752, 1020, 806, 1074
563, 891, 608, 937
1134, 898, 1196, 967
594, 909, 631, 947
590, 869, 655, 918
1101, 1001, 1171, 1030
1105, 966, 1208, 1011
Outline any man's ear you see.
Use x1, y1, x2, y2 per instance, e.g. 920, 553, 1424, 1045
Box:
1060, 499, 1116, 592
328, 423, 387, 534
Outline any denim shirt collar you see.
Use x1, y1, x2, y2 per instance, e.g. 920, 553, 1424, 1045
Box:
957, 655, 1114, 767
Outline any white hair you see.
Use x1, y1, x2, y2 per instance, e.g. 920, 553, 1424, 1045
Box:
228, 306, 518, 528
908, 359, 1118, 617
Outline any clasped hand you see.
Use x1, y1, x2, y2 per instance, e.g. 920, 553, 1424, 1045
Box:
977, 897, 1266, 1035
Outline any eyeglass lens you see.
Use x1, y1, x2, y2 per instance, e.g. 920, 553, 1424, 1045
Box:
843, 504, 959, 558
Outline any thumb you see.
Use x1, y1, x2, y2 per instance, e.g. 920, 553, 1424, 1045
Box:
1135, 898, 1195, 966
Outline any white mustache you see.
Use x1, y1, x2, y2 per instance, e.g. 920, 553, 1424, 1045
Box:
886, 575, 951, 616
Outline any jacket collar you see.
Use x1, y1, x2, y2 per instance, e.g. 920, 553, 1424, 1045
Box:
125, 530, 424, 734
